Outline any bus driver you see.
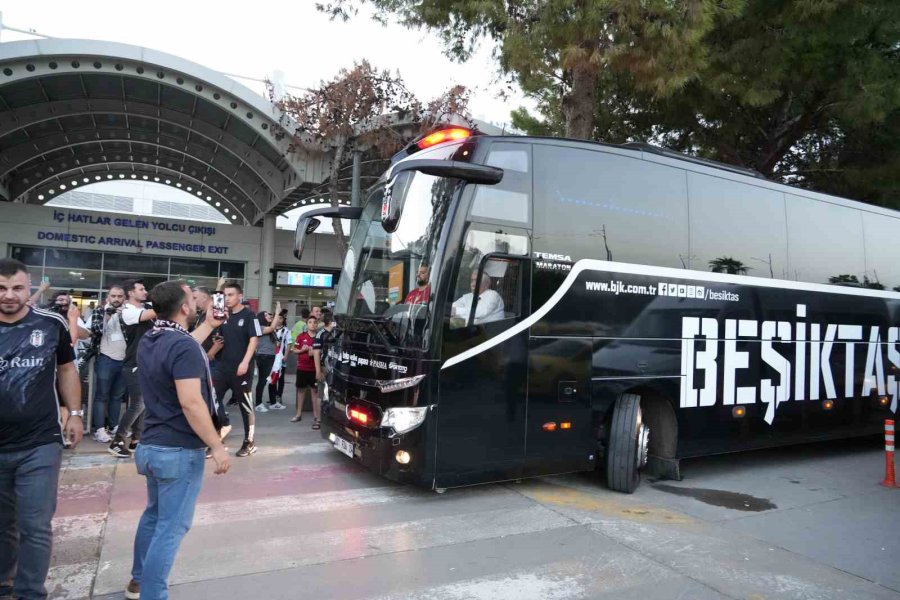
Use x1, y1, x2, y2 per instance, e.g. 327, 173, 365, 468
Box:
451, 271, 504, 326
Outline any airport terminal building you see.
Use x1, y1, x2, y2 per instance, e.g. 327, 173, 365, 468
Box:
0, 200, 343, 313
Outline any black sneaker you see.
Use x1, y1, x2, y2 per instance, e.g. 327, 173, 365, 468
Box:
128, 440, 138, 451
108, 440, 131, 458
236, 440, 257, 457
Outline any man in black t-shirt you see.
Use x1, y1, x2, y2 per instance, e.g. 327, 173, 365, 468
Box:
214, 282, 261, 457
124, 280, 230, 600
109, 279, 156, 458
0, 258, 82, 600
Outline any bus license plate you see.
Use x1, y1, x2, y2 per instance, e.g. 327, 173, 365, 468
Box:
333, 436, 354, 458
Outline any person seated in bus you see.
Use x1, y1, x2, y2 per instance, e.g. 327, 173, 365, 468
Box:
404, 265, 431, 305
451, 272, 505, 326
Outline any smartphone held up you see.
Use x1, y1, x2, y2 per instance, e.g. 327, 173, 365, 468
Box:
212, 292, 226, 319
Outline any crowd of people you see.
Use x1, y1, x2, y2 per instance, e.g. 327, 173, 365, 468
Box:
0, 257, 338, 600
35, 279, 336, 457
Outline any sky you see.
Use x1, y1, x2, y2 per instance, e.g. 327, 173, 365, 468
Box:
0, 1, 528, 125
0, 1, 532, 230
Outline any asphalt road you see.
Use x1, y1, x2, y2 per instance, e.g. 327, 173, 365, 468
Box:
47, 409, 900, 600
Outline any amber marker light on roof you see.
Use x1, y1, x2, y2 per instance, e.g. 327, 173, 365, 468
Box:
416, 127, 472, 150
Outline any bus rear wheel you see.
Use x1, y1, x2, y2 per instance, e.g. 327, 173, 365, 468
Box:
605, 393, 649, 494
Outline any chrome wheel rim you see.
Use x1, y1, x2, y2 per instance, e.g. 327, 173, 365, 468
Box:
636, 421, 650, 469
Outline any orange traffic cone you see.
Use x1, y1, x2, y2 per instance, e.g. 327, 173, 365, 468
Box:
881, 419, 897, 488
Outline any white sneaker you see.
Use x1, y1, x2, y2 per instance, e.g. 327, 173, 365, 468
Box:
219, 424, 232, 440
93, 428, 112, 444
270, 402, 286, 410
255, 404, 269, 413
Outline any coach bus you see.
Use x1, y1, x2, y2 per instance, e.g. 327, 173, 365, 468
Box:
294, 127, 900, 493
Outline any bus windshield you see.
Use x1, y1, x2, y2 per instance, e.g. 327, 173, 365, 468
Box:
334, 171, 458, 350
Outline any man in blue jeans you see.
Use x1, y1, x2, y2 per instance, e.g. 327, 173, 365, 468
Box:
0, 258, 83, 600
125, 280, 229, 600
91, 285, 127, 443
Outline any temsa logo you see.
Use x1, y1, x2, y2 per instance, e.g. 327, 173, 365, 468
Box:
534, 251, 572, 262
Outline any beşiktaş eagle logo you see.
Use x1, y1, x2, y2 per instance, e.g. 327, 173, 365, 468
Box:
30, 330, 44, 347
680, 303, 900, 425
238, 319, 244, 327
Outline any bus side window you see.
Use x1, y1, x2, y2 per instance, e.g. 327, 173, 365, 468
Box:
447, 225, 529, 331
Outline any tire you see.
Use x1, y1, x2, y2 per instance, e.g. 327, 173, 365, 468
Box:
605, 393, 647, 494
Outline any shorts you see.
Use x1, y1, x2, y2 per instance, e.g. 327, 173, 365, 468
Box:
295, 370, 317, 389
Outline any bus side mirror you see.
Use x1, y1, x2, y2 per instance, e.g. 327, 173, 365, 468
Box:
293, 217, 321, 259
382, 160, 504, 234
293, 205, 363, 259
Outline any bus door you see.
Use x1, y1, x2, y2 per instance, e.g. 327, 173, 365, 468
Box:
436, 224, 531, 487
524, 336, 595, 477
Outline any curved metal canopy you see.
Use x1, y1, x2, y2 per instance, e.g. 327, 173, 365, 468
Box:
0, 39, 334, 225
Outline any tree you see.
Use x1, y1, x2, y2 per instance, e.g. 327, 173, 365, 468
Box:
709, 257, 749, 275
514, 1, 900, 207
317, 0, 741, 140
828, 274, 860, 286
269, 61, 471, 258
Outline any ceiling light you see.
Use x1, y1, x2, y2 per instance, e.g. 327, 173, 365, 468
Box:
71, 180, 77, 185
206, 196, 212, 201
130, 174, 137, 179
197, 191, 202, 196
82, 178, 89, 183
215, 202, 220, 207
223, 208, 229, 213
186, 186, 193, 191
59, 184, 66, 189
49, 189, 55, 195
176, 183, 182, 187
37, 194, 44, 200
95, 176, 101, 181
165, 179, 171, 184
142, 175, 149, 180
154, 177, 160, 182
231, 214, 237, 220
118, 174, 125, 179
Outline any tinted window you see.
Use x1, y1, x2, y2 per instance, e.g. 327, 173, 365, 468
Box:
45, 248, 102, 270
103, 272, 167, 291
170, 258, 219, 277
785, 194, 865, 286
448, 224, 529, 330
43, 267, 102, 289
862, 212, 900, 291
688, 173, 788, 279
533, 145, 689, 268
470, 142, 532, 226
10, 246, 44, 267
103, 253, 170, 274
219, 262, 245, 279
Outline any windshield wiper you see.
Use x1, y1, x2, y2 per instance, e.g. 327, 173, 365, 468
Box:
353, 317, 399, 355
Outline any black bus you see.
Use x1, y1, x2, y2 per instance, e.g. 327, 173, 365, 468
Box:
294, 128, 900, 493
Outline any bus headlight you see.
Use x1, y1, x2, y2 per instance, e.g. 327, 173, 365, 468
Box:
382, 406, 429, 434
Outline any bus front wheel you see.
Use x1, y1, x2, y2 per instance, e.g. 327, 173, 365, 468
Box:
605, 393, 649, 494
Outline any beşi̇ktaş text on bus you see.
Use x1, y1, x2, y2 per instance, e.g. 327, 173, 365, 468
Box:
681, 303, 899, 424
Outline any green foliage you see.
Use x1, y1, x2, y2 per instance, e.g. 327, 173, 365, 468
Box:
709, 257, 749, 275
516, 0, 900, 206
319, 0, 741, 138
